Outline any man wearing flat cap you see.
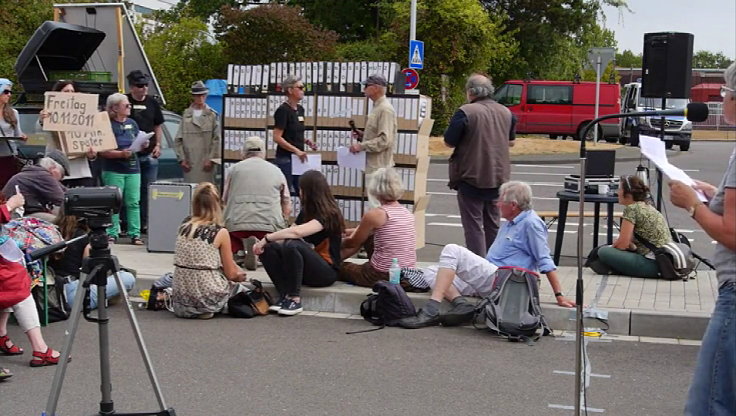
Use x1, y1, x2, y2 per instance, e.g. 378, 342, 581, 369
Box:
126, 70, 164, 229
223, 136, 291, 270
349, 74, 397, 208
174, 81, 221, 184
2, 154, 67, 221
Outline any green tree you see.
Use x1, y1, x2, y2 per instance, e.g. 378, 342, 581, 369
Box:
215, 4, 339, 65
379, 0, 517, 134
141, 17, 226, 113
0, 0, 53, 87
692, 50, 734, 69
479, 0, 629, 81
616, 49, 642, 68
291, 0, 381, 42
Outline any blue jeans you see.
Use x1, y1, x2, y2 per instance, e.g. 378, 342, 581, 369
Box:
274, 155, 300, 196
138, 154, 159, 227
684, 282, 736, 415
64, 271, 136, 310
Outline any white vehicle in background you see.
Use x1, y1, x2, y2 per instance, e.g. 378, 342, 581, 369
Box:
619, 82, 692, 151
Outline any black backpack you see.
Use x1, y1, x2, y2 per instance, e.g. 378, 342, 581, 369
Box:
31, 272, 70, 324
473, 267, 551, 344
348, 281, 416, 333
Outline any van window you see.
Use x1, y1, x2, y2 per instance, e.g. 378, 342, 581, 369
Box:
527, 85, 572, 105
638, 97, 688, 110
494, 84, 522, 106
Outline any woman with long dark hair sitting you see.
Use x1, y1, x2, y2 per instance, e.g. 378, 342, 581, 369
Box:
253, 170, 344, 316
595, 175, 672, 278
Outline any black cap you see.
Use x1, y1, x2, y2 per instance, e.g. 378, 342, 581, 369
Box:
127, 70, 150, 85
361, 74, 387, 87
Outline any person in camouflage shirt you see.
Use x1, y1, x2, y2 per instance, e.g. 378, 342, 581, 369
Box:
595, 175, 671, 278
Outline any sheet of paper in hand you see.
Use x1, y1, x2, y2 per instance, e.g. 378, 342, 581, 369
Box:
42, 92, 99, 132
128, 131, 155, 153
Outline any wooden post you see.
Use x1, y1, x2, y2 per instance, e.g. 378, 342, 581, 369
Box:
115, 7, 125, 93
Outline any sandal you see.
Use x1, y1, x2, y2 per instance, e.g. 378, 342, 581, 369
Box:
0, 335, 23, 355
29, 348, 67, 367
131, 237, 144, 246
0, 367, 12, 381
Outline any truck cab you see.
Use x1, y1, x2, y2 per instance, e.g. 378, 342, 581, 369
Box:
619, 82, 692, 151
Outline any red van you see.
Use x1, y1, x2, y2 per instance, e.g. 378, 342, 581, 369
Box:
493, 80, 621, 141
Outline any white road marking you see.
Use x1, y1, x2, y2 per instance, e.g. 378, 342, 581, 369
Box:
513, 164, 575, 169
427, 222, 463, 228
512, 171, 569, 176
427, 191, 456, 196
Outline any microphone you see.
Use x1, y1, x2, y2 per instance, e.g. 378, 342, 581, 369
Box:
626, 102, 709, 122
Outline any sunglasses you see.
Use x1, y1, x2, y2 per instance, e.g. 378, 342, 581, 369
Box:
1, 90, 11, 95
293, 85, 305, 90
721, 85, 735, 98
135, 84, 148, 88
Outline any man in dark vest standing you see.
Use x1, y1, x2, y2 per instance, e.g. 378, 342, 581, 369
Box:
444, 74, 516, 256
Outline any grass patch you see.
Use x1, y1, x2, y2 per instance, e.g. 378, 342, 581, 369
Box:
429, 136, 622, 157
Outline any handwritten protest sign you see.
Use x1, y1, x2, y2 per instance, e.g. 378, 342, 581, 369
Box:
42, 92, 98, 132
59, 112, 117, 155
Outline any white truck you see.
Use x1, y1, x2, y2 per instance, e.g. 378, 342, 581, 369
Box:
619, 82, 692, 151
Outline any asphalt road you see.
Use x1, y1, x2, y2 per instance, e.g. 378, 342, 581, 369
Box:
417, 140, 735, 267
3, 309, 698, 416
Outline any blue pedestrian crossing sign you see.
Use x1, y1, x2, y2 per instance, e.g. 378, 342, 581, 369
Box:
409, 40, 424, 70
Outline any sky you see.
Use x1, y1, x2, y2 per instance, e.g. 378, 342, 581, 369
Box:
602, 0, 736, 58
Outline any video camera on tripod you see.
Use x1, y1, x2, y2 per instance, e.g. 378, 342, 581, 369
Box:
40, 187, 176, 416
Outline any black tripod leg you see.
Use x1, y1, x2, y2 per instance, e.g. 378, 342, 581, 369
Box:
44, 272, 94, 416
112, 270, 170, 411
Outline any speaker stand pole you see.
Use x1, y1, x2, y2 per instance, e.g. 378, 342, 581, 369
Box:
656, 97, 667, 211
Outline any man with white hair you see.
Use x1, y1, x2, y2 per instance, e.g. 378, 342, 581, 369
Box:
2, 156, 66, 221
223, 136, 291, 270
399, 181, 575, 329
445, 73, 516, 257
350, 74, 398, 208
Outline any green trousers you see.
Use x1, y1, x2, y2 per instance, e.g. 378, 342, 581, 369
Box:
102, 171, 141, 239
597, 245, 660, 278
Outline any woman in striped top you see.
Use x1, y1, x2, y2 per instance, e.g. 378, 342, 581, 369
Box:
340, 167, 417, 287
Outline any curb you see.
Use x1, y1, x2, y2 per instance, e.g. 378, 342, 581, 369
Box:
131, 275, 710, 340
430, 146, 644, 165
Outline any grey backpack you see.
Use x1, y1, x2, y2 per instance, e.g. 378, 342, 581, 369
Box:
474, 267, 552, 343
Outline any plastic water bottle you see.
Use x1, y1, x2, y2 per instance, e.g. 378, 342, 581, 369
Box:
389, 258, 401, 284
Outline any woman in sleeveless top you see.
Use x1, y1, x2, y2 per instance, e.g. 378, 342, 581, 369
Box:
595, 175, 671, 278
0, 78, 26, 189
253, 170, 344, 316
172, 183, 247, 319
340, 167, 417, 287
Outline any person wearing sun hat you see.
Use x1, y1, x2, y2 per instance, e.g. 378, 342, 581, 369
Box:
174, 81, 221, 184
0, 78, 27, 189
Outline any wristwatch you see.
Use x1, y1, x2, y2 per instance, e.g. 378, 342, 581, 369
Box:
554, 292, 564, 298
687, 202, 703, 218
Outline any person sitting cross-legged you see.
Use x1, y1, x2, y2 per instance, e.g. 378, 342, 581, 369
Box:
398, 181, 575, 329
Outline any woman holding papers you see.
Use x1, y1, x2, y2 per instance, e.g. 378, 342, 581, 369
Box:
594, 175, 671, 278
38, 81, 97, 187
671, 62, 736, 416
253, 170, 343, 316
0, 78, 26, 189
339, 168, 416, 287
174, 81, 220, 184
272, 75, 316, 195
99, 93, 144, 245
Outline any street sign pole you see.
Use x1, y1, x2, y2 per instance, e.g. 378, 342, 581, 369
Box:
410, 0, 417, 41
586, 47, 615, 143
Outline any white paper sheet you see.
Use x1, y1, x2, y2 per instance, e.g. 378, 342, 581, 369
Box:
127, 131, 155, 153
639, 135, 706, 201
336, 146, 366, 171
291, 153, 322, 175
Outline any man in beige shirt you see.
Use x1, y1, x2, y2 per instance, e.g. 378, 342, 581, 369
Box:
350, 74, 398, 207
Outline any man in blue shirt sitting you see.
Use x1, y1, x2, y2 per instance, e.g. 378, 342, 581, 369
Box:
399, 181, 575, 329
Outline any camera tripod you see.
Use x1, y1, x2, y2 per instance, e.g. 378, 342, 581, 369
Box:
42, 224, 176, 416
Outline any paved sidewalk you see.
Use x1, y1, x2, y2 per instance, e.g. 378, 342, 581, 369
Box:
110, 244, 718, 340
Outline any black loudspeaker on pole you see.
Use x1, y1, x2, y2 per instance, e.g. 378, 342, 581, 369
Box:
641, 32, 694, 99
